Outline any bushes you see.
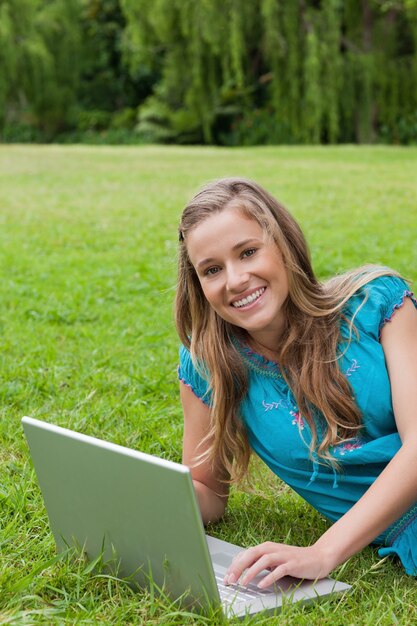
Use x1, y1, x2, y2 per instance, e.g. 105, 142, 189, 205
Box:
380, 111, 417, 145
0, 107, 142, 144
222, 109, 295, 146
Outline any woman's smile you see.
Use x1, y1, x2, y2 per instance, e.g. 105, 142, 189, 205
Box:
231, 286, 266, 309
186, 207, 289, 346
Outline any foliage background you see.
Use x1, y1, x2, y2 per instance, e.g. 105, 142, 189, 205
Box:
1, 0, 417, 145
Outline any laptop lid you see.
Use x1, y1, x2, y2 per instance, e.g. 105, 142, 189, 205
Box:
22, 416, 220, 608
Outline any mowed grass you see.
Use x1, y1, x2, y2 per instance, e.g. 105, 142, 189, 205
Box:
0, 145, 416, 625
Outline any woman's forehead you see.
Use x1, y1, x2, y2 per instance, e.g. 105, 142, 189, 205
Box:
185, 209, 271, 265
189, 207, 263, 239
188, 203, 264, 232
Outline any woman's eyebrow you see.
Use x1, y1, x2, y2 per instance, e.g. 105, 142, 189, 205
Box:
196, 238, 261, 269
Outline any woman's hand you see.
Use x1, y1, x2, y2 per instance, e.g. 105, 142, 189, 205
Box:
224, 541, 334, 589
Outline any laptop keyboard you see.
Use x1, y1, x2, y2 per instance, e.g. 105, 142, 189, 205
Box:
215, 572, 273, 603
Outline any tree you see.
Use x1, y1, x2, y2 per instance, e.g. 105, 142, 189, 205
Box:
2, 0, 416, 143
121, 0, 417, 144
78, 0, 154, 113
0, 0, 82, 137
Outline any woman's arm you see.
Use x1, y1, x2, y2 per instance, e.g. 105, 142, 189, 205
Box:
225, 297, 417, 588
181, 381, 229, 524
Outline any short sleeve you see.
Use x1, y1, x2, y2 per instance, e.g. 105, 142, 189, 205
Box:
178, 344, 212, 406
349, 275, 417, 340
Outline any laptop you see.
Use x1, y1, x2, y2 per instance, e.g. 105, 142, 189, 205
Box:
22, 416, 350, 618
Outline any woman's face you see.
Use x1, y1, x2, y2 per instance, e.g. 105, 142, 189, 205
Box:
186, 207, 289, 347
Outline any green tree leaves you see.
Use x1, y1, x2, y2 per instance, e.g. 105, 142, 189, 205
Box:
0, 0, 82, 136
1, 0, 417, 144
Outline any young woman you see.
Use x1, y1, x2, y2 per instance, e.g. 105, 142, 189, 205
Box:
175, 177, 417, 588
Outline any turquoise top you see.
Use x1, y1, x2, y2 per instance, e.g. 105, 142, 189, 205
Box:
178, 275, 417, 575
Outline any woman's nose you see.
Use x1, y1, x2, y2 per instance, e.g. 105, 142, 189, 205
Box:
226, 265, 249, 292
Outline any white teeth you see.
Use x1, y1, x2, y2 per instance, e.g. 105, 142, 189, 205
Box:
232, 288, 265, 308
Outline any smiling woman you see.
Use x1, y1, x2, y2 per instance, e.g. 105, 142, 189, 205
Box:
186, 208, 289, 348
175, 177, 417, 588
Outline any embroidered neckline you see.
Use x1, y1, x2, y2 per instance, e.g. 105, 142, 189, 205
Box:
232, 336, 283, 379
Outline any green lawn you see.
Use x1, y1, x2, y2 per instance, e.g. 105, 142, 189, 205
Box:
1, 145, 416, 625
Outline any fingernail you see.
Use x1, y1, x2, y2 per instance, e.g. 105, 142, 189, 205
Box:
228, 573, 237, 584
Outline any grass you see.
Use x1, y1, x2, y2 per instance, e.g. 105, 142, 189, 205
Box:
0, 144, 416, 625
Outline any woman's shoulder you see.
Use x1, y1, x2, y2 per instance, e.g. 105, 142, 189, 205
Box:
344, 273, 416, 339
178, 344, 212, 406
350, 273, 412, 306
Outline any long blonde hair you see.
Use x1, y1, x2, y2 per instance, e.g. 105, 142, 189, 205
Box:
175, 178, 399, 483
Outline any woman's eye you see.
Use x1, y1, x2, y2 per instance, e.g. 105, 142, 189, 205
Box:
242, 248, 257, 258
205, 266, 220, 276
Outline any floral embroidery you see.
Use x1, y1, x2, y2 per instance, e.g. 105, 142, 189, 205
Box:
290, 410, 305, 430
345, 359, 360, 377
262, 399, 289, 411
333, 441, 363, 456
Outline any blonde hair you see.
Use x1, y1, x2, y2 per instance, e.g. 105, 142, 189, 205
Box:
175, 178, 399, 483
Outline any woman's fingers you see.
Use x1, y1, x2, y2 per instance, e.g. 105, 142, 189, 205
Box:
255, 563, 292, 589
224, 542, 284, 585
224, 542, 331, 588
240, 553, 286, 586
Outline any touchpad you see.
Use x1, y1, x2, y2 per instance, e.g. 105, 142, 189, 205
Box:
211, 552, 234, 570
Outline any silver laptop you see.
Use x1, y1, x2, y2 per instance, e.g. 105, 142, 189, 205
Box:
22, 416, 350, 618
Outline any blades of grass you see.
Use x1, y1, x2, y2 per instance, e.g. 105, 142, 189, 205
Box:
9, 551, 69, 593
